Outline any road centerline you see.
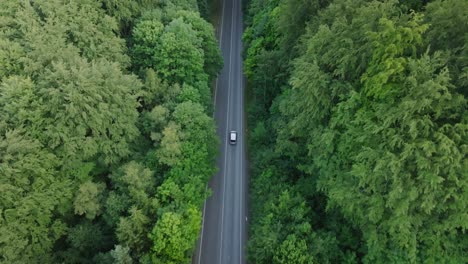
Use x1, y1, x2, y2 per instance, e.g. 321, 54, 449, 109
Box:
218, 0, 237, 262
239, 22, 244, 264
195, 0, 247, 262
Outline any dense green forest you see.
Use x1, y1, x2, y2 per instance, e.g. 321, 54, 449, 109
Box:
244, 0, 467, 263
0, 0, 221, 263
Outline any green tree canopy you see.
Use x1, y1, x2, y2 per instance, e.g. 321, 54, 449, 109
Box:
0, 0, 222, 261
244, 0, 467, 263
0, 130, 70, 263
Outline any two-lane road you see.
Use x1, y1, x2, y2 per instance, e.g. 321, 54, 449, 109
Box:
194, 0, 247, 263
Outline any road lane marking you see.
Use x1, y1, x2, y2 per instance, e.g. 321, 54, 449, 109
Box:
219, 0, 237, 262
198, 0, 227, 262
239, 14, 244, 263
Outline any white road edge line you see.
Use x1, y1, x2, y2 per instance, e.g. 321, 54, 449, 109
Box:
239, 79, 244, 264
239, 3, 244, 262
219, 0, 237, 262
197, 0, 226, 263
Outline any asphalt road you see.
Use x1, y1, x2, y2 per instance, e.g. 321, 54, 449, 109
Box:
193, 0, 247, 263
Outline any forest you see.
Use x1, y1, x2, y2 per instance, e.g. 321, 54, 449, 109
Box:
243, 0, 467, 263
1, 0, 466, 263
0, 0, 222, 263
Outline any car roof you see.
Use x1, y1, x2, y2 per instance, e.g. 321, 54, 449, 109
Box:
230, 132, 237, 140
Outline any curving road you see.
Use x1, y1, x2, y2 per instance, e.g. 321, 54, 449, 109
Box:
194, 0, 247, 263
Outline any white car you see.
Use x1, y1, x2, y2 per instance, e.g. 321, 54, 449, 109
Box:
229, 131, 237, 145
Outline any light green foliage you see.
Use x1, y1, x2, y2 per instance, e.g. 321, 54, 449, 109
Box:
131, 9, 221, 111
155, 179, 185, 210
320, 54, 467, 263
0, 0, 142, 261
104, 192, 131, 228
0, 130, 69, 263
117, 162, 154, 206
1, 64, 141, 165
157, 122, 184, 167
0, 77, 40, 133
111, 245, 133, 264
178, 83, 202, 104
131, 15, 207, 85
101, 0, 140, 22
361, 15, 427, 99
74, 181, 105, 220
100, 0, 155, 26
108, 162, 155, 216
115, 3, 219, 262
172, 101, 216, 145
0, 1, 141, 165
132, 19, 165, 70
279, 1, 467, 262
133, 9, 222, 86
139, 69, 172, 109
243, 0, 279, 80
0, 0, 221, 261
0, 40, 23, 78
149, 207, 201, 264
104, 162, 156, 260
165, 0, 199, 13
45, 59, 140, 164
244, 0, 467, 263
0, 0, 129, 70
171, 101, 218, 177
146, 100, 217, 261
156, 18, 206, 85
143, 105, 170, 144
50, 0, 130, 66
249, 180, 317, 263
117, 208, 151, 255
127, 2, 219, 261
174, 10, 223, 80
273, 235, 313, 264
